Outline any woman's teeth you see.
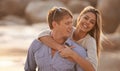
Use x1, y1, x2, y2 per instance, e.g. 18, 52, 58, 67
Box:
83, 24, 87, 28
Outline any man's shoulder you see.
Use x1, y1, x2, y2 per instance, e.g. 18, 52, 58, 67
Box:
65, 38, 80, 47
31, 39, 43, 46
29, 39, 44, 52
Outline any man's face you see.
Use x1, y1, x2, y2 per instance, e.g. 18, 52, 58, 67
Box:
55, 15, 73, 38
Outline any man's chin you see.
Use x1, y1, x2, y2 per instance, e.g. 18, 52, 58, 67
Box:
63, 36, 69, 39
66, 35, 71, 38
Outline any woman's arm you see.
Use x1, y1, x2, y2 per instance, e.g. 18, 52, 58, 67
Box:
38, 29, 65, 51
71, 50, 95, 71
59, 46, 95, 71
38, 36, 65, 50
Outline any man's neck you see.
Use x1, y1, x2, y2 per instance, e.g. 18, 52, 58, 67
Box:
51, 31, 66, 44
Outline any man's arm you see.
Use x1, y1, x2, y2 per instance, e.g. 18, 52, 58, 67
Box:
24, 40, 38, 71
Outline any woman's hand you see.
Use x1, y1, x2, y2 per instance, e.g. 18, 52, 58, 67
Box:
59, 46, 75, 62
59, 46, 75, 58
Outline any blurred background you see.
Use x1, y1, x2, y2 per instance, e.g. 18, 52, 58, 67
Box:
0, 0, 120, 71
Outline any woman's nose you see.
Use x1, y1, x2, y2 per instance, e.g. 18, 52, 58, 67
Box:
86, 20, 90, 25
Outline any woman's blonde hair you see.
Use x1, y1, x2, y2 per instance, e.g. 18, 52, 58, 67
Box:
76, 6, 102, 57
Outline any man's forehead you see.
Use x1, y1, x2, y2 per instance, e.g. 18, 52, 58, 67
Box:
60, 15, 73, 22
63, 15, 73, 19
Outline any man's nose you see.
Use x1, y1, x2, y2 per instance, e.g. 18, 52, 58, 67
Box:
69, 26, 73, 32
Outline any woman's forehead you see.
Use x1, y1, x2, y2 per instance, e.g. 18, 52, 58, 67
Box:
84, 12, 96, 20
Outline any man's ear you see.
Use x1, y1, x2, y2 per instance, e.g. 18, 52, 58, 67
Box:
52, 21, 57, 28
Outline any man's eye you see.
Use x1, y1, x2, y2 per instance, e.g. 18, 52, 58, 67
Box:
65, 22, 70, 25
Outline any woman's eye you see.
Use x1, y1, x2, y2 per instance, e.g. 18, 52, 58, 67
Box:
91, 22, 94, 24
84, 17, 88, 20
90, 21, 95, 24
91, 22, 95, 24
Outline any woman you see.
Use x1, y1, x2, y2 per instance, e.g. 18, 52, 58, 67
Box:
38, 6, 102, 71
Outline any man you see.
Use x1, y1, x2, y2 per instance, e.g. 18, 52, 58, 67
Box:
24, 7, 86, 71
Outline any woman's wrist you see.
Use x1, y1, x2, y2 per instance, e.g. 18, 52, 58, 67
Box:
57, 45, 65, 51
70, 51, 78, 59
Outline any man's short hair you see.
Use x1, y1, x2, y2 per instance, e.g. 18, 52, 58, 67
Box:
47, 7, 73, 29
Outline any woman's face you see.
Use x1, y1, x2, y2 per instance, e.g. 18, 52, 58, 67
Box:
77, 12, 96, 33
